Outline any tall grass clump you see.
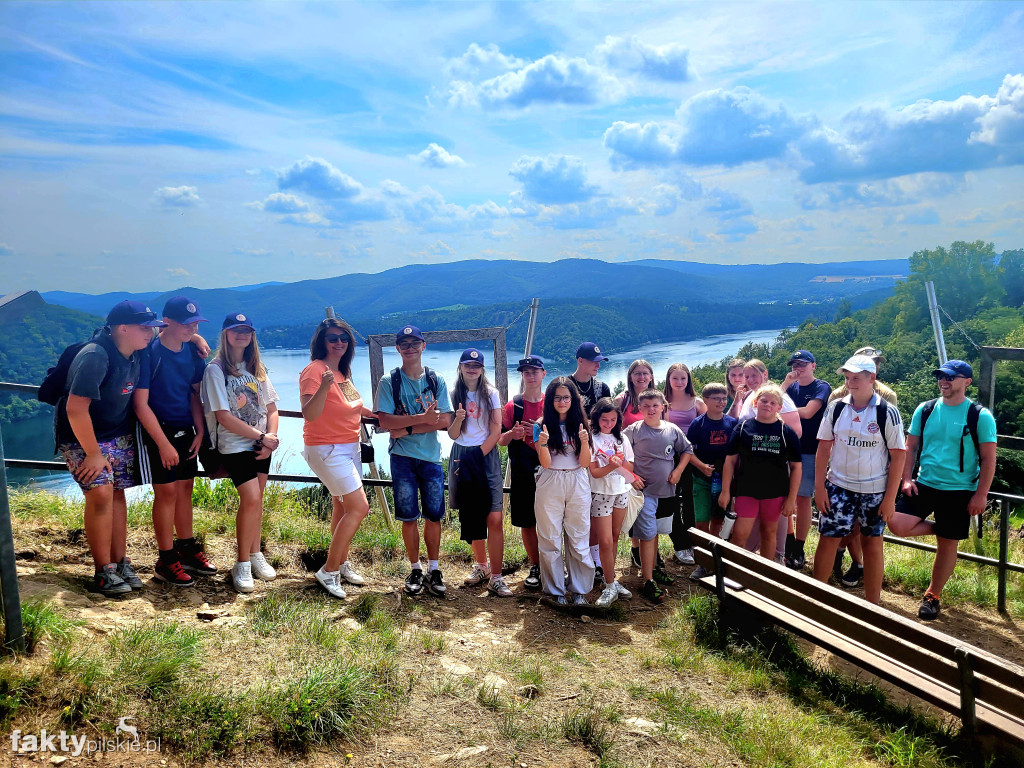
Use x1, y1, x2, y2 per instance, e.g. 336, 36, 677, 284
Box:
109, 622, 202, 697
14, 599, 82, 654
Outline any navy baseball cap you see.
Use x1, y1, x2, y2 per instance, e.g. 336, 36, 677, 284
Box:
517, 355, 546, 371
396, 324, 425, 342
222, 312, 255, 331
934, 360, 973, 378
163, 296, 207, 324
459, 348, 485, 365
576, 342, 609, 362
106, 300, 167, 328
788, 350, 815, 366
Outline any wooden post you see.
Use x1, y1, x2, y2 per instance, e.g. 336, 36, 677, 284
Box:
0, 422, 25, 653
955, 647, 977, 735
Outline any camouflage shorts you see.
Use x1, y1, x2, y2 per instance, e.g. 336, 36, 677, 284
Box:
60, 433, 137, 493
817, 481, 885, 538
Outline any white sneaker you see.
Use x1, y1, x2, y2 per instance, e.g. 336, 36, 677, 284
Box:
338, 560, 365, 586
595, 584, 619, 608
487, 576, 513, 598
613, 580, 632, 599
249, 552, 277, 581
231, 561, 254, 593
675, 548, 695, 565
463, 565, 490, 587
315, 567, 347, 599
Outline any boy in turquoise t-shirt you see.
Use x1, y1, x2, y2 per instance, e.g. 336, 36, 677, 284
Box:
889, 360, 997, 620
374, 325, 453, 597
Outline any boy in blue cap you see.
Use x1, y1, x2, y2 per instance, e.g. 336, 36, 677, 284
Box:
133, 296, 215, 587
57, 301, 166, 595
374, 325, 453, 596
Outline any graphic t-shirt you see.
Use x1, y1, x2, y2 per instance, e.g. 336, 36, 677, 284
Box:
454, 389, 502, 447
686, 413, 738, 471
590, 432, 635, 495
138, 337, 206, 427
299, 360, 363, 446
570, 375, 611, 415
817, 394, 905, 494
374, 369, 452, 464
623, 420, 692, 498
57, 333, 140, 444
727, 418, 802, 499
909, 399, 997, 491
201, 360, 280, 455
786, 378, 832, 455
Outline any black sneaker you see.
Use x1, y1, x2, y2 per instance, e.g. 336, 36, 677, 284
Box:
841, 561, 863, 588
94, 564, 132, 596
630, 547, 641, 568
918, 592, 941, 620
593, 565, 605, 590
656, 553, 666, 570
405, 568, 425, 596
788, 552, 806, 571
639, 579, 664, 603
154, 558, 195, 587
832, 548, 846, 582
653, 567, 675, 585
177, 548, 217, 576
524, 564, 541, 591
426, 569, 447, 597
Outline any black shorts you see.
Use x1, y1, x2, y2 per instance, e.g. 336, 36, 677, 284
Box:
896, 482, 975, 540
138, 423, 199, 485
509, 465, 538, 529
219, 451, 272, 488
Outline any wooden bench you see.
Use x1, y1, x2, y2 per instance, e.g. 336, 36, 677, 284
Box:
688, 529, 1024, 750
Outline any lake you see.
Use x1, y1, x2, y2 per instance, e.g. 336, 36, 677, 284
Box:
3, 327, 785, 495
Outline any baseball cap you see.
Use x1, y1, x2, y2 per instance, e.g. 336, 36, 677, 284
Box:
855, 346, 886, 361
459, 348, 485, 365
837, 355, 877, 375
163, 296, 207, 324
222, 312, 255, 331
396, 324, 425, 342
787, 350, 815, 366
576, 342, 609, 362
517, 355, 546, 371
934, 360, 973, 378
106, 300, 168, 328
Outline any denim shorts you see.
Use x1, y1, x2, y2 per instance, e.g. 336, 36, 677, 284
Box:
635, 495, 675, 541
61, 434, 137, 493
818, 480, 886, 538
798, 454, 816, 497
391, 453, 445, 523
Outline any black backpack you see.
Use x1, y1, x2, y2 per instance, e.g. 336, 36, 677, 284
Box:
37, 329, 106, 406
389, 366, 439, 416
916, 398, 984, 478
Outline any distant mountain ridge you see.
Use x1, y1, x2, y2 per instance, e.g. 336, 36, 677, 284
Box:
40, 258, 909, 329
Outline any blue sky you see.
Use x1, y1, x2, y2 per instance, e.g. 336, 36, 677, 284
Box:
1, 0, 1022, 293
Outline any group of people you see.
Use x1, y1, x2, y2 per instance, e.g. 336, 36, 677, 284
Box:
53, 298, 997, 621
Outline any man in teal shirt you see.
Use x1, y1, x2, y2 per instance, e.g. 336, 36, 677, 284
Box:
889, 360, 997, 620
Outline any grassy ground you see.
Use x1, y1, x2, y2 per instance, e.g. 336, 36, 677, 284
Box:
2, 484, 1022, 767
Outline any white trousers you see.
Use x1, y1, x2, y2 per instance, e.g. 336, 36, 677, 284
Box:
534, 467, 595, 596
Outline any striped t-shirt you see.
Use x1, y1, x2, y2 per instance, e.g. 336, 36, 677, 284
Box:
816, 393, 905, 494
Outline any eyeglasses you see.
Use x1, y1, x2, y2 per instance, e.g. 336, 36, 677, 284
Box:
552, 395, 572, 403
934, 373, 963, 382
791, 361, 811, 368
325, 334, 350, 344
398, 342, 422, 351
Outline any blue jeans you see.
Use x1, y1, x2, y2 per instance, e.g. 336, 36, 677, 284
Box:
391, 454, 445, 523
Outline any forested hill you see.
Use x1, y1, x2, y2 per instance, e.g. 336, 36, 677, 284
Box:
688, 243, 1024, 491
0, 302, 104, 423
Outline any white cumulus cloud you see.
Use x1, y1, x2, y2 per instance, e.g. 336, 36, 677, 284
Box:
509, 155, 598, 204
594, 35, 694, 82
412, 143, 466, 169
449, 54, 622, 109
153, 185, 202, 208
277, 156, 363, 199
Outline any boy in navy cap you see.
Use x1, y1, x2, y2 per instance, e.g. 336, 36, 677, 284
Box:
57, 301, 166, 595
570, 342, 611, 415
133, 296, 215, 587
374, 325, 453, 596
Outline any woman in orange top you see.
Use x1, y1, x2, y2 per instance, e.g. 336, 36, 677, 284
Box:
300, 318, 375, 599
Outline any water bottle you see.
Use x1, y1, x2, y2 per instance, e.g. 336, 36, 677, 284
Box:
711, 471, 722, 496
720, 508, 738, 541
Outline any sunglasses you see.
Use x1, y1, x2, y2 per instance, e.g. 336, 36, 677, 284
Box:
398, 342, 422, 351
791, 361, 811, 368
934, 373, 963, 382
325, 334, 350, 344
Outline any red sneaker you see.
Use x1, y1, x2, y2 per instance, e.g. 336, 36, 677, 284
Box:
154, 558, 195, 587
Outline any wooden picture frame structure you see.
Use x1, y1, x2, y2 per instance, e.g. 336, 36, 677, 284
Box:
978, 346, 1024, 451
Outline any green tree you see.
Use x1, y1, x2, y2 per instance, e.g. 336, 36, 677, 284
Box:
897, 240, 1001, 326
999, 249, 1024, 308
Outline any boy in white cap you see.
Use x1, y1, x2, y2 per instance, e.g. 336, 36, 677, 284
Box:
811, 355, 905, 604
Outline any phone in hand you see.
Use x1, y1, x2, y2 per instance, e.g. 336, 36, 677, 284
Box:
533, 422, 542, 443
